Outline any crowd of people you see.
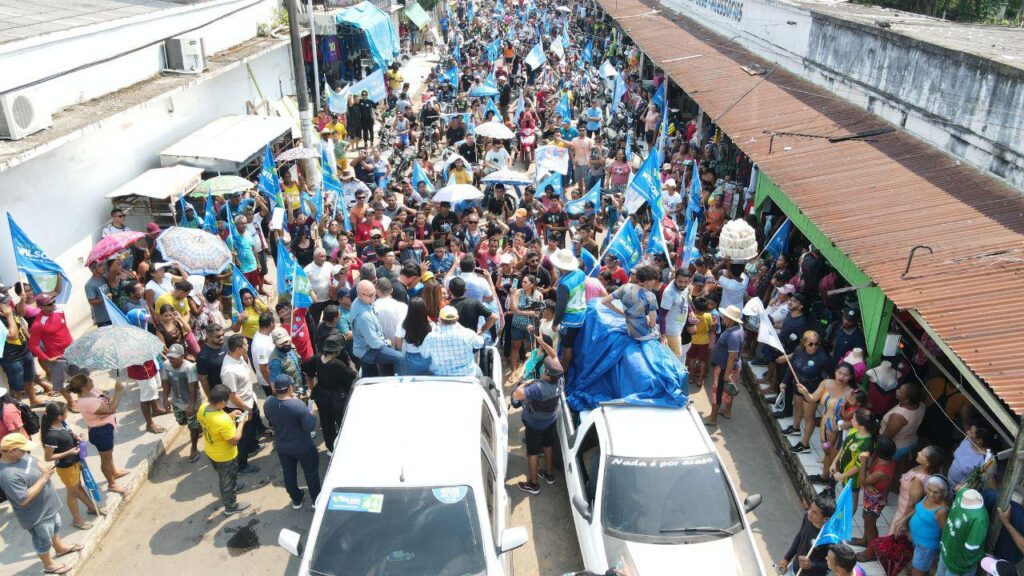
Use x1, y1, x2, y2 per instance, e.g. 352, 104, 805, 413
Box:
2, 1, 1023, 575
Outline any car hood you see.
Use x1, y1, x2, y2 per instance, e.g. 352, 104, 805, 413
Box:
603, 532, 765, 575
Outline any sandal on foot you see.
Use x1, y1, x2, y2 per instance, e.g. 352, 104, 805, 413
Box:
146, 426, 166, 434
55, 544, 83, 558
44, 565, 71, 575
73, 521, 93, 530
188, 453, 201, 463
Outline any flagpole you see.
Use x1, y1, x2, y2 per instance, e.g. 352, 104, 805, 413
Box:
749, 217, 792, 265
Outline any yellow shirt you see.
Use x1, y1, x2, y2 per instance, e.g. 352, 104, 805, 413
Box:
238, 301, 267, 339
282, 183, 301, 212
197, 402, 237, 462
450, 168, 472, 185
691, 313, 714, 345
386, 70, 404, 91
327, 121, 347, 139
155, 292, 190, 321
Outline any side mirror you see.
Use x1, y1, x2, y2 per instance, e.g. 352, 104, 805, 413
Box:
743, 494, 762, 514
499, 526, 529, 553
278, 529, 303, 557
571, 493, 592, 521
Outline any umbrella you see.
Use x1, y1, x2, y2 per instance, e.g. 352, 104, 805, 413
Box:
555, 5, 572, 12
439, 153, 469, 173
434, 184, 484, 204
475, 121, 515, 140
86, 231, 146, 266
155, 226, 231, 275
64, 325, 166, 370
467, 85, 499, 98
191, 175, 253, 197
482, 169, 533, 186
276, 147, 320, 163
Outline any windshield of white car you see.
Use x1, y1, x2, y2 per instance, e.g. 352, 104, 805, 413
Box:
602, 454, 742, 541
309, 486, 488, 576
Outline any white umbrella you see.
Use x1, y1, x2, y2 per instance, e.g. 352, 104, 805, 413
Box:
434, 184, 484, 204
482, 169, 533, 186
439, 153, 469, 172
555, 5, 572, 12
276, 147, 320, 163
474, 121, 515, 140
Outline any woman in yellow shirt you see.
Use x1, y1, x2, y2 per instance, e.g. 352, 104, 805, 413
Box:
230, 289, 267, 342
685, 297, 715, 388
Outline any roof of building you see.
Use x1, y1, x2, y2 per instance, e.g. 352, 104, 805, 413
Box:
0, 0, 213, 45
599, 0, 1024, 414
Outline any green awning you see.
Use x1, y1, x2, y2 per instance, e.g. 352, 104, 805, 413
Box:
404, 2, 431, 29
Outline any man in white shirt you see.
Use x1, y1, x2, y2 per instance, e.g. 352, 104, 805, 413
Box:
101, 208, 133, 238
374, 278, 408, 347
219, 333, 260, 474
663, 180, 683, 222
250, 311, 276, 396
484, 140, 511, 173
661, 269, 692, 360
304, 248, 338, 330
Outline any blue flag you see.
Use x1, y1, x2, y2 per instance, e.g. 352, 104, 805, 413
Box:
276, 239, 297, 296
444, 66, 459, 87
349, 69, 388, 102
467, 0, 474, 22
326, 86, 348, 114
524, 42, 546, 70
453, 43, 461, 65
177, 195, 191, 228
556, 92, 572, 121
543, 18, 550, 35
687, 160, 704, 217
581, 248, 597, 276
290, 260, 315, 311
484, 98, 503, 122
257, 145, 280, 207
611, 72, 627, 113
652, 82, 666, 112
486, 38, 502, 62
6, 214, 72, 304
513, 93, 525, 124
230, 264, 258, 315
681, 215, 700, 269
764, 218, 793, 260
605, 219, 643, 274
566, 180, 601, 216
203, 193, 218, 234
411, 160, 436, 196
645, 217, 671, 263
301, 187, 323, 221
625, 129, 633, 162
536, 171, 563, 198
817, 481, 854, 546
102, 293, 131, 327
627, 151, 664, 217
581, 39, 593, 65
485, 70, 497, 88
224, 201, 242, 248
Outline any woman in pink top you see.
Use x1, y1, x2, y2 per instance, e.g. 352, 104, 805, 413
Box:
605, 149, 631, 194
881, 381, 927, 461
68, 375, 130, 494
643, 104, 660, 145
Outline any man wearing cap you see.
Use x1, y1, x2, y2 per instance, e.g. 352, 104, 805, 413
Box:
420, 306, 485, 377
0, 432, 82, 574
302, 334, 357, 456
268, 328, 306, 399
551, 248, 586, 373
431, 201, 460, 238
511, 357, 565, 495
263, 375, 320, 510
704, 304, 744, 426
162, 344, 202, 462
824, 307, 866, 368
351, 280, 404, 376
600, 254, 629, 289
28, 295, 77, 412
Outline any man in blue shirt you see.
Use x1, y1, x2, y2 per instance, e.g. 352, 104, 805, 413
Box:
512, 358, 564, 495
583, 104, 603, 136
428, 240, 454, 274
350, 280, 403, 376
263, 374, 320, 509
705, 304, 744, 426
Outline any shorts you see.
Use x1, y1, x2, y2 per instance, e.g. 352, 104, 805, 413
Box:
137, 374, 162, 402
862, 490, 887, 519
665, 335, 682, 358
1, 354, 35, 392
559, 326, 580, 349
173, 405, 201, 431
28, 513, 61, 554
686, 343, 709, 362
56, 463, 81, 488
49, 358, 74, 391
911, 544, 939, 572
511, 325, 529, 341
893, 441, 917, 461
89, 423, 116, 453
524, 423, 556, 456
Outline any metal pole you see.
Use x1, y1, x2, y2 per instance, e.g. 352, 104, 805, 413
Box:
285, 0, 320, 189
307, 0, 320, 114
988, 415, 1024, 548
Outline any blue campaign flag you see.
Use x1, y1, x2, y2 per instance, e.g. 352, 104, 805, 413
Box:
687, 160, 704, 217
80, 457, 103, 505
6, 214, 72, 304
556, 92, 572, 121
301, 187, 323, 221
224, 201, 242, 248
484, 98, 503, 121
349, 69, 388, 103
536, 171, 563, 198
566, 180, 601, 216
177, 195, 192, 228
230, 264, 258, 315
326, 86, 348, 114
651, 82, 666, 112
290, 261, 315, 311
605, 219, 643, 274
257, 145, 280, 207
764, 218, 793, 260
444, 66, 459, 87
485, 70, 496, 88
513, 93, 525, 123
467, 0, 474, 21
645, 217, 671, 263
203, 193, 218, 234
627, 151, 665, 218
102, 293, 131, 327
453, 43, 461, 65
524, 42, 546, 70
581, 248, 597, 276
276, 239, 297, 296
611, 72, 627, 112
681, 214, 700, 269
543, 18, 550, 35
581, 39, 593, 65
486, 38, 502, 62
411, 160, 436, 195
625, 129, 634, 162
817, 481, 854, 546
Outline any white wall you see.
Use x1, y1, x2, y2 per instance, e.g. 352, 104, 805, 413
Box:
0, 0, 279, 114
0, 44, 293, 335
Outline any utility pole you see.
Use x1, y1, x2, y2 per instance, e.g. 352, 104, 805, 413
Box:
285, 0, 320, 189
307, 0, 320, 114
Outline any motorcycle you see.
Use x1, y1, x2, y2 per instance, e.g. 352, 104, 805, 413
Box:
519, 127, 536, 165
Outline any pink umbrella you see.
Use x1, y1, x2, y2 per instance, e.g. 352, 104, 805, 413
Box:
86, 231, 146, 265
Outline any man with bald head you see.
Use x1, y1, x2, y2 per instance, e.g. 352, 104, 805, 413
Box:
349, 279, 403, 376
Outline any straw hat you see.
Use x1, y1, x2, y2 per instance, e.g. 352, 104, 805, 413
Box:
718, 305, 743, 324
549, 249, 579, 272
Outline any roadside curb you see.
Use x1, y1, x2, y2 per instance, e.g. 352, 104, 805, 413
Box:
740, 362, 817, 504
68, 425, 184, 575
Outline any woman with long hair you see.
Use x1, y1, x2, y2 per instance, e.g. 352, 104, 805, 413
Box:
509, 275, 543, 376
421, 279, 444, 322
42, 402, 103, 529
67, 374, 130, 494
155, 304, 192, 358
396, 298, 434, 375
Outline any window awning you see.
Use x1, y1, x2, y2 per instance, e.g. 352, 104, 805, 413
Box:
159, 115, 291, 174
105, 166, 204, 201
597, 0, 1024, 414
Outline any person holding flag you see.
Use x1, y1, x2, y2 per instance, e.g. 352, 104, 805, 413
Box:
776, 494, 839, 575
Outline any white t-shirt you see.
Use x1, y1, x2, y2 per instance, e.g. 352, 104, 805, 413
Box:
664, 192, 683, 214
146, 276, 173, 300
717, 273, 749, 310
485, 148, 511, 170
305, 262, 337, 301
220, 354, 255, 409
660, 284, 690, 336
374, 297, 408, 343
250, 332, 275, 388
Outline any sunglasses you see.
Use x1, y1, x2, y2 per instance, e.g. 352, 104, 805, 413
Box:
806, 341, 820, 347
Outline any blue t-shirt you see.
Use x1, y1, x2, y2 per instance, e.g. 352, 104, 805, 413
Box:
611, 284, 657, 340
584, 107, 602, 132
711, 325, 744, 369
227, 233, 257, 273
263, 396, 317, 456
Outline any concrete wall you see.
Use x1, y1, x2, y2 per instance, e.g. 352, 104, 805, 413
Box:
0, 0, 279, 114
656, 0, 1024, 192
0, 44, 293, 335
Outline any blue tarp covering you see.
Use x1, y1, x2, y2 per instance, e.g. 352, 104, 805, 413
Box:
567, 301, 689, 411
336, 2, 400, 67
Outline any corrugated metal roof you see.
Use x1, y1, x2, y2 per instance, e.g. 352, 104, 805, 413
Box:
598, 0, 1024, 414
0, 0, 209, 45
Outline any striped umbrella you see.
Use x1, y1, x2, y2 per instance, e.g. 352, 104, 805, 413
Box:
64, 326, 165, 370
155, 226, 231, 275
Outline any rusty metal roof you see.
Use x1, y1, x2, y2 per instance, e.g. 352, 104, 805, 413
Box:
597, 0, 1024, 414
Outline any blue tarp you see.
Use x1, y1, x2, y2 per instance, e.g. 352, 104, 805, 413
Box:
336, 2, 400, 67
567, 301, 689, 411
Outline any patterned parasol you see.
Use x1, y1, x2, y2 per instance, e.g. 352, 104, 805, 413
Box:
275, 147, 320, 163
64, 326, 166, 370
155, 226, 231, 275
86, 231, 146, 266
191, 175, 253, 197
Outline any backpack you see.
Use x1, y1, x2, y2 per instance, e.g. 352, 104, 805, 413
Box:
2, 395, 40, 436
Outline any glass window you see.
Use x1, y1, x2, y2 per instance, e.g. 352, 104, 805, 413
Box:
601, 454, 742, 542
310, 486, 487, 576
480, 402, 495, 456
575, 427, 601, 505
481, 450, 497, 539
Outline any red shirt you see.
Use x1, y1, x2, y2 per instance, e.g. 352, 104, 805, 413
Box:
29, 310, 73, 361
600, 266, 629, 288
290, 311, 314, 361
127, 359, 158, 380
355, 221, 374, 244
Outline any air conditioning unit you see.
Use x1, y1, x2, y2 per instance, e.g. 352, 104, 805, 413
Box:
163, 35, 208, 74
0, 88, 52, 140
